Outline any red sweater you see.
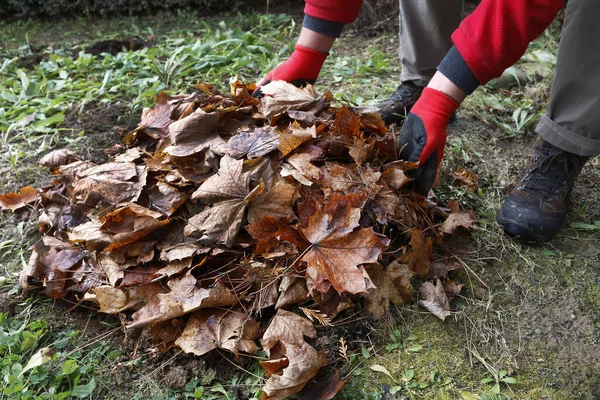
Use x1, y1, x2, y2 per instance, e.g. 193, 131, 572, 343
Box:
304, 0, 565, 88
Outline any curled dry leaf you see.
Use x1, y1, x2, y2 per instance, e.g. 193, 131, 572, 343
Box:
259, 81, 319, 119
39, 149, 80, 170
278, 122, 317, 157
419, 279, 451, 321
452, 167, 479, 192
261, 342, 327, 400
0, 186, 37, 211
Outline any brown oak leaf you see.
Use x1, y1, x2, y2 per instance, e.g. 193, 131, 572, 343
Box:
175, 309, 259, 356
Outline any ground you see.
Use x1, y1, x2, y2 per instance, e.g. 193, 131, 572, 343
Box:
0, 6, 599, 400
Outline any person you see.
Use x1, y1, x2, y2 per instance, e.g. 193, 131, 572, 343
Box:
398, 0, 596, 244
254, 0, 463, 125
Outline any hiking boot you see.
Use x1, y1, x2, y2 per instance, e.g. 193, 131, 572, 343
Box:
377, 81, 424, 126
496, 139, 589, 244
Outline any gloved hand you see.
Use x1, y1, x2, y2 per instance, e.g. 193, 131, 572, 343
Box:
398, 88, 459, 195
253, 44, 328, 97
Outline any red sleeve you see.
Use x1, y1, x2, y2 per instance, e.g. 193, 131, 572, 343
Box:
304, 0, 363, 24
453, 0, 565, 85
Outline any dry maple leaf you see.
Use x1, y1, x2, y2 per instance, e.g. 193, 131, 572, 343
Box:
440, 201, 477, 234
275, 276, 309, 309
129, 271, 237, 327
260, 342, 327, 400
297, 369, 347, 400
331, 106, 361, 137
175, 309, 260, 357
297, 195, 390, 294
427, 260, 463, 280
0, 186, 37, 211
321, 162, 382, 199
146, 181, 189, 216
138, 92, 174, 139
419, 279, 451, 321
261, 309, 316, 355
363, 262, 415, 320
185, 155, 264, 247
259, 81, 319, 119
246, 216, 284, 255
278, 122, 317, 157
348, 136, 373, 166
280, 152, 323, 186
226, 126, 280, 159
452, 167, 479, 192
247, 178, 297, 225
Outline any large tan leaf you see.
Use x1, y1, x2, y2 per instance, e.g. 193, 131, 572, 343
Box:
175, 309, 259, 356
298, 195, 389, 294
139, 93, 174, 139
259, 81, 319, 119
321, 162, 382, 198
72, 163, 146, 207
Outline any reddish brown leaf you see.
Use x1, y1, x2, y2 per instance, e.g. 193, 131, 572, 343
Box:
399, 230, 433, 278
440, 203, 477, 234
444, 278, 463, 301
297, 369, 347, 400
150, 319, 186, 352
348, 136, 373, 166
331, 106, 360, 137
298, 195, 389, 294
0, 186, 37, 211
139, 93, 174, 138
246, 216, 284, 255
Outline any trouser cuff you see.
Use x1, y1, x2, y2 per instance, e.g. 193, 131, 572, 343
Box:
535, 114, 600, 157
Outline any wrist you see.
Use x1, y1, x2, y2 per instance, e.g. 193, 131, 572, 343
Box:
427, 72, 467, 104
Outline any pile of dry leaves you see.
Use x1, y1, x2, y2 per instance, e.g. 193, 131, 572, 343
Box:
3, 79, 476, 399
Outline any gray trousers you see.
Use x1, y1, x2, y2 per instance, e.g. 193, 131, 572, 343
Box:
399, 0, 463, 86
535, 0, 600, 157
